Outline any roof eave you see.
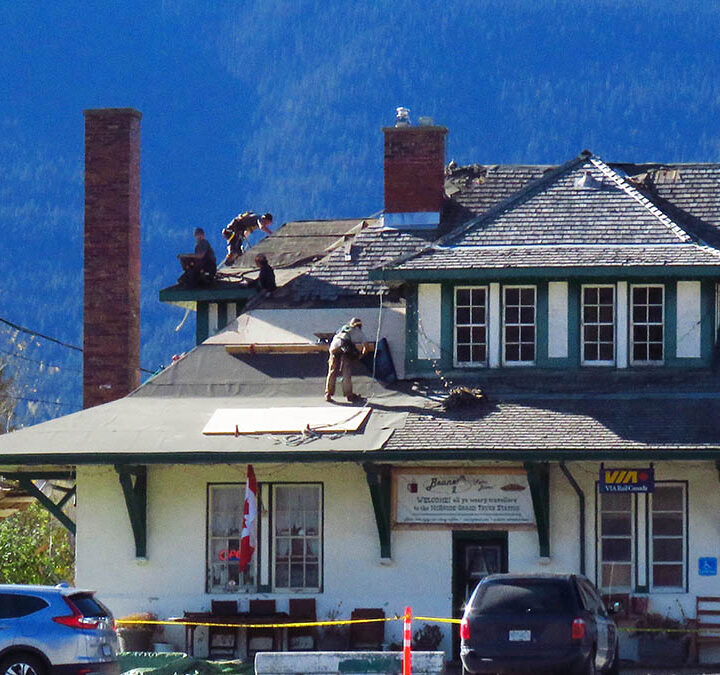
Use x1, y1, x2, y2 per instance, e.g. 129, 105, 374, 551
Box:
3, 446, 720, 466
373, 264, 720, 282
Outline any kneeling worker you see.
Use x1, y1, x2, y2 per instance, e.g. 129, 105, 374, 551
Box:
324, 317, 370, 403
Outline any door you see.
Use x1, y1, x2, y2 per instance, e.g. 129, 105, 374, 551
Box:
452, 532, 508, 659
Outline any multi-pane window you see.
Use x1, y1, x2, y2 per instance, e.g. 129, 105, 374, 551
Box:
273, 485, 322, 591
582, 286, 615, 364
208, 485, 256, 593
650, 484, 686, 590
599, 492, 633, 592
503, 286, 535, 364
455, 287, 488, 365
631, 285, 664, 363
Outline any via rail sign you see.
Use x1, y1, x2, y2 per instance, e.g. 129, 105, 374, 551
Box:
599, 467, 654, 493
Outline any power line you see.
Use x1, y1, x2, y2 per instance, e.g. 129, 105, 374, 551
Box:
0, 317, 82, 353
0, 316, 155, 374
0, 347, 83, 374
4, 394, 74, 408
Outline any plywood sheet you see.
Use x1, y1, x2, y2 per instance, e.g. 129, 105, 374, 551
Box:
203, 406, 372, 435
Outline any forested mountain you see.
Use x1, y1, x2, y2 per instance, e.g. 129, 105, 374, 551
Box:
2, 0, 720, 426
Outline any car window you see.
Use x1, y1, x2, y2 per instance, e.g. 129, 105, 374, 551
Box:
471, 580, 575, 614
0, 593, 49, 619
69, 593, 108, 617
577, 579, 607, 616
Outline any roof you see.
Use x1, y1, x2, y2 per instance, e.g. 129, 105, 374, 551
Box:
3, 344, 720, 464
159, 219, 372, 303
0, 348, 410, 463
377, 154, 720, 276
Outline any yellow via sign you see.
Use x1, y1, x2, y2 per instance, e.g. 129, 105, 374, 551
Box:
599, 467, 654, 493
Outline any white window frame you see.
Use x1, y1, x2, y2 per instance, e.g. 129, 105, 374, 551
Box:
502, 285, 536, 366
454, 285, 489, 367
649, 483, 687, 592
581, 284, 616, 366
630, 284, 665, 365
272, 483, 322, 593
598, 491, 635, 594
207, 483, 257, 594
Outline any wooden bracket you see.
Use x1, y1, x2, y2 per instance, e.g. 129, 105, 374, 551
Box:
115, 465, 147, 558
524, 461, 550, 558
7, 475, 76, 535
363, 462, 392, 559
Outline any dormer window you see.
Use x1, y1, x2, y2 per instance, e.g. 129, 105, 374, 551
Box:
631, 285, 664, 364
582, 285, 615, 365
503, 286, 536, 366
455, 286, 488, 366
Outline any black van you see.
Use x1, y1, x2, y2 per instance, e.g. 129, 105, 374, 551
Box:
460, 573, 620, 675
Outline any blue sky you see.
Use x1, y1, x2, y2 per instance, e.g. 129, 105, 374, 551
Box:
2, 0, 720, 424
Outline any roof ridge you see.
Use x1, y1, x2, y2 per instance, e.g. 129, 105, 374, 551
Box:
589, 156, 693, 243
376, 152, 593, 273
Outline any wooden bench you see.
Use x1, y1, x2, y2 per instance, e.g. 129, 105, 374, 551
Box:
691, 596, 720, 662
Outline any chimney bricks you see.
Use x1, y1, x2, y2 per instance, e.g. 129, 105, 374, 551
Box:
83, 108, 141, 408
383, 124, 448, 214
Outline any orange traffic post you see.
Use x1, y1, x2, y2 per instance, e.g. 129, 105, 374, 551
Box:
402, 606, 412, 675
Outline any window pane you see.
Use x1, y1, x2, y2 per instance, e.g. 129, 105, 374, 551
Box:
506, 288, 519, 304
648, 287, 663, 304
653, 539, 683, 562
506, 326, 520, 342
602, 564, 631, 588
654, 486, 683, 510
457, 327, 470, 343
585, 325, 598, 342
599, 343, 614, 360
653, 565, 683, 588
505, 344, 519, 361
520, 307, 534, 323
653, 514, 683, 536
584, 307, 599, 323
520, 344, 535, 361
602, 492, 631, 510
506, 307, 519, 323
456, 308, 470, 324
648, 343, 663, 360
602, 539, 631, 561
599, 287, 614, 304
584, 344, 597, 361
457, 345, 470, 362
457, 289, 470, 305
472, 345, 486, 362
520, 288, 534, 304
602, 514, 631, 536
633, 287, 646, 303
584, 287, 598, 304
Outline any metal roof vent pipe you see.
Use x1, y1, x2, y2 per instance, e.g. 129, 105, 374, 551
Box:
575, 170, 602, 190
395, 107, 410, 127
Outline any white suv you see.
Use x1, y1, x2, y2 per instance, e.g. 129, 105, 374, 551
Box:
0, 584, 119, 675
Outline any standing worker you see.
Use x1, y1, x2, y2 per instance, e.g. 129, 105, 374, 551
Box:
324, 317, 371, 403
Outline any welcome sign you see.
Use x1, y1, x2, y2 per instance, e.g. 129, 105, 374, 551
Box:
394, 468, 535, 526
599, 467, 655, 493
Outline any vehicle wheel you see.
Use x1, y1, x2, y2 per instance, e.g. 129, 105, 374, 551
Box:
603, 643, 620, 675
1, 654, 46, 675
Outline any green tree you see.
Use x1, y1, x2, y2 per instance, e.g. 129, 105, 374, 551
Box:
0, 357, 75, 584
0, 501, 75, 585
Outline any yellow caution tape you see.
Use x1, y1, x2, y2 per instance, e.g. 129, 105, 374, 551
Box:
414, 616, 461, 625
116, 617, 398, 630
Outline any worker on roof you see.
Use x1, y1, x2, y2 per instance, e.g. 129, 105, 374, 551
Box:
222, 212, 273, 265
325, 317, 370, 404
177, 227, 217, 287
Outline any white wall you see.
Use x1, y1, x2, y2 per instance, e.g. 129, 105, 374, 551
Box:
76, 460, 720, 658
206, 307, 407, 379
416, 284, 442, 360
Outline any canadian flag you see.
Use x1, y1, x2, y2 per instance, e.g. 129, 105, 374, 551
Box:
239, 464, 258, 572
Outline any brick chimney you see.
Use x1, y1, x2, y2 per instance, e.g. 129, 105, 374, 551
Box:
83, 108, 141, 408
383, 109, 447, 230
